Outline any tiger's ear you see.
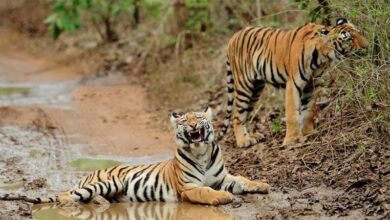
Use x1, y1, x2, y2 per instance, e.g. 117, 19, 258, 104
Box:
336, 18, 348, 26
170, 112, 181, 127
204, 107, 213, 121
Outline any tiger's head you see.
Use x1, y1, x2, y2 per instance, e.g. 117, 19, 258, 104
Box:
317, 18, 369, 60
170, 107, 215, 150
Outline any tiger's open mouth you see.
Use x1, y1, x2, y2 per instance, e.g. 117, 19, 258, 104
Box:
187, 127, 205, 143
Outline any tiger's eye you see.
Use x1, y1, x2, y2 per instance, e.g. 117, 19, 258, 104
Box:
319, 28, 329, 35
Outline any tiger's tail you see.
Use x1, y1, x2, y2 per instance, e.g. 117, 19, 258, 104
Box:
217, 60, 234, 141
0, 193, 58, 204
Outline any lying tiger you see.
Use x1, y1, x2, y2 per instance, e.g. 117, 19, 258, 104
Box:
217, 18, 368, 147
0, 108, 269, 205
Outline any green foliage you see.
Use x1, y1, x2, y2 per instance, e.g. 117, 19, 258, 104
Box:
328, 0, 390, 133
45, 0, 134, 41
44, 0, 86, 39
185, 0, 211, 32
141, 0, 163, 19
272, 118, 282, 134
294, 0, 326, 23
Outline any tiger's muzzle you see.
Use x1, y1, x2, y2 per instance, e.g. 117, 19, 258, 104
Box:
185, 127, 206, 144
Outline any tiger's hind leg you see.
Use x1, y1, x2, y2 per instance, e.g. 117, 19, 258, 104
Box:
233, 78, 265, 148
247, 79, 266, 141
233, 80, 265, 147
221, 174, 269, 194
62, 175, 124, 204
300, 80, 319, 137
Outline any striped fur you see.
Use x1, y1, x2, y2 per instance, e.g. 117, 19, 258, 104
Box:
217, 18, 368, 147
0, 108, 269, 205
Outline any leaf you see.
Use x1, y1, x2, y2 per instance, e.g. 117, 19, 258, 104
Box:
44, 14, 58, 24
111, 4, 122, 17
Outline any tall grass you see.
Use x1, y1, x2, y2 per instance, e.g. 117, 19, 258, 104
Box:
325, 0, 390, 144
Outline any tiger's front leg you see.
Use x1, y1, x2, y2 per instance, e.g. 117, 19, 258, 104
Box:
283, 79, 302, 145
221, 174, 270, 194
181, 186, 233, 205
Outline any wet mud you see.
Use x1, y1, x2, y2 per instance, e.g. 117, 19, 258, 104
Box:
32, 202, 239, 220
0, 51, 175, 219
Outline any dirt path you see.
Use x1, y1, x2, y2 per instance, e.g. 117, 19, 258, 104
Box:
0, 50, 174, 156
0, 50, 176, 219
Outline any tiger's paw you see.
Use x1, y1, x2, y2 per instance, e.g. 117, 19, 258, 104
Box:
240, 177, 270, 194
282, 136, 300, 146
91, 195, 110, 206
247, 181, 270, 194
236, 134, 260, 148
57, 200, 80, 209
302, 129, 317, 139
208, 191, 234, 205
58, 192, 77, 205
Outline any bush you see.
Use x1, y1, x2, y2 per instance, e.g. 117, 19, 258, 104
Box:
45, 0, 137, 41
327, 0, 390, 138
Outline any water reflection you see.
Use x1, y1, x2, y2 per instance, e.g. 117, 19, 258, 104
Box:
33, 202, 240, 220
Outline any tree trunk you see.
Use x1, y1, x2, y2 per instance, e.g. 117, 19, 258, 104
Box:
318, 0, 330, 26
133, 0, 140, 27
256, 0, 262, 20
103, 17, 118, 42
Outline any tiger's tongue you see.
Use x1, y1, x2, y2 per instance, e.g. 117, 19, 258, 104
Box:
190, 131, 201, 142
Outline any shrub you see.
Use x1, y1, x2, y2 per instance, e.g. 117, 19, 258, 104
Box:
45, 0, 137, 41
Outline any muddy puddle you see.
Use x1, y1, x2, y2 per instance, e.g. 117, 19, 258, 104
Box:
0, 86, 30, 97
0, 81, 77, 107
69, 153, 173, 172
32, 202, 242, 220
69, 158, 123, 172
29, 187, 358, 220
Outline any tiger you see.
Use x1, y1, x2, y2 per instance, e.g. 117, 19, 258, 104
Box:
0, 108, 269, 206
217, 18, 369, 148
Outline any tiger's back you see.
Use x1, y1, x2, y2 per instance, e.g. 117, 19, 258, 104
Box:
227, 26, 294, 88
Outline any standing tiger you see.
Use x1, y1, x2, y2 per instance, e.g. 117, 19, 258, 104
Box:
217, 18, 368, 147
0, 108, 269, 206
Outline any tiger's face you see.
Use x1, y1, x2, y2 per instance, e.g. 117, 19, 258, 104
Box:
170, 108, 215, 150
318, 18, 369, 60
